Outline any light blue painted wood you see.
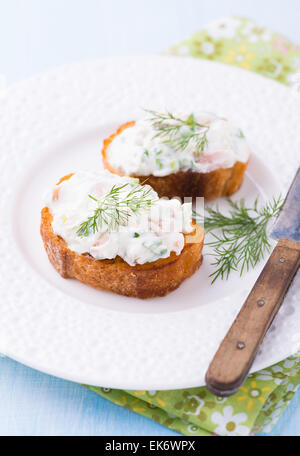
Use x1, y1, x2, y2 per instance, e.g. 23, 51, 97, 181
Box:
0, 357, 179, 436
0, 0, 300, 83
1, 0, 300, 437
0, 356, 299, 436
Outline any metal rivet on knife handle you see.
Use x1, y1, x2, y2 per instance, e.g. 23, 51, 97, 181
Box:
237, 342, 245, 350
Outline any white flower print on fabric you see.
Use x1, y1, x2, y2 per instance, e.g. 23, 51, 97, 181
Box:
289, 56, 300, 70
260, 407, 282, 433
187, 424, 200, 434
205, 17, 242, 40
256, 365, 286, 385
211, 406, 250, 436
200, 41, 215, 56
283, 358, 298, 370
183, 395, 204, 417
285, 383, 298, 394
261, 396, 275, 414
101, 388, 111, 393
241, 21, 272, 43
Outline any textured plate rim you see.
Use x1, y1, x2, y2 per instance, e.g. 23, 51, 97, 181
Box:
0, 56, 299, 390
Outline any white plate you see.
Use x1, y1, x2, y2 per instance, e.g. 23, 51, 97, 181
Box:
1, 56, 300, 390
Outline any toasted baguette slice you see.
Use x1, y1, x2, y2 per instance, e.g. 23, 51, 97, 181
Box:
102, 122, 249, 201
41, 176, 205, 299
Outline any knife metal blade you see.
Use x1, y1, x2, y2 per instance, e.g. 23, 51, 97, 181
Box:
270, 167, 300, 243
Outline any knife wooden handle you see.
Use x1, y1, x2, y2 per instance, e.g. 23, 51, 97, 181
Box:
205, 238, 300, 397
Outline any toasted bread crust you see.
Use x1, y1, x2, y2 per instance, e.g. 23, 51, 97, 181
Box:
102, 122, 249, 200
40, 179, 205, 298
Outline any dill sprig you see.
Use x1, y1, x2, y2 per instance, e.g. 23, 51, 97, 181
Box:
76, 183, 155, 237
145, 110, 209, 155
193, 196, 283, 283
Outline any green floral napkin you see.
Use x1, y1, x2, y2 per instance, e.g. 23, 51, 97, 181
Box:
87, 17, 300, 436
169, 16, 300, 87
88, 355, 300, 436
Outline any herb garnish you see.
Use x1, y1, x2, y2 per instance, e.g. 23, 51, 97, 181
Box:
237, 129, 245, 139
193, 196, 283, 283
143, 240, 168, 258
145, 110, 209, 155
76, 183, 155, 237
155, 158, 163, 169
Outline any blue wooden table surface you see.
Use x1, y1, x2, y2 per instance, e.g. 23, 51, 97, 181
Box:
0, 356, 299, 436
1, 0, 300, 437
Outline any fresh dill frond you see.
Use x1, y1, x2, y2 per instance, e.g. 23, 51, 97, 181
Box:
76, 183, 155, 237
193, 196, 283, 283
145, 109, 209, 155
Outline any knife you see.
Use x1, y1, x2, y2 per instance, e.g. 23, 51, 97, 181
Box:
205, 167, 300, 397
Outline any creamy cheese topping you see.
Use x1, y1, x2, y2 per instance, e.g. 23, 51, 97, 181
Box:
106, 112, 251, 177
46, 171, 194, 266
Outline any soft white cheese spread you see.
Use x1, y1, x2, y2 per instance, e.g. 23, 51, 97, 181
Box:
46, 171, 194, 266
106, 112, 251, 177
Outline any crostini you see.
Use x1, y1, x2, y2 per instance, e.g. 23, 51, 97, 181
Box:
41, 171, 204, 299
102, 111, 250, 200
